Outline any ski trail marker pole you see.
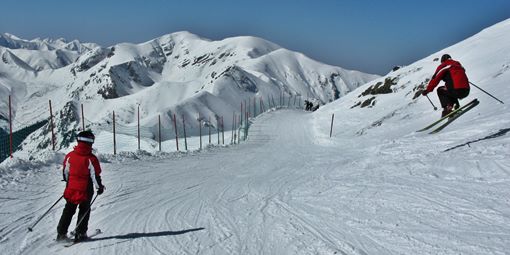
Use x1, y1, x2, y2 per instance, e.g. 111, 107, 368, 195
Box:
28, 195, 64, 232
470, 81, 504, 104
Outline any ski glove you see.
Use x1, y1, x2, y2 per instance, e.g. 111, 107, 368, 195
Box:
97, 185, 106, 195
421, 89, 429, 96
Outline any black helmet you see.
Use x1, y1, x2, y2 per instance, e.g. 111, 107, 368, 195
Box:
77, 130, 95, 144
440, 54, 451, 63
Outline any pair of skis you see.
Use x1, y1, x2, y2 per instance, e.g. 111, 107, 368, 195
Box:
417, 98, 479, 134
61, 228, 102, 247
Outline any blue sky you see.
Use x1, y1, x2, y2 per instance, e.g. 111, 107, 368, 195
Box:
1, 0, 509, 75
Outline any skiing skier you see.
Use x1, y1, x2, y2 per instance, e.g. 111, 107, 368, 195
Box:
56, 130, 105, 242
422, 54, 470, 117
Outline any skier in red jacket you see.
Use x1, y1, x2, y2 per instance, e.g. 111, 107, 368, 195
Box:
422, 54, 470, 117
56, 130, 105, 242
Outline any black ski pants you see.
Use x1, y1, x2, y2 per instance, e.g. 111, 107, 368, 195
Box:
437, 86, 470, 108
57, 194, 92, 236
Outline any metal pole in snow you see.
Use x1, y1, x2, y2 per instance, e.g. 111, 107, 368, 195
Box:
217, 116, 220, 145
208, 116, 211, 144
330, 114, 335, 138
49, 100, 55, 151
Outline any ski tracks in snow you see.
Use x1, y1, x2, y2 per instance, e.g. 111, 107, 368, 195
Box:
2, 109, 510, 254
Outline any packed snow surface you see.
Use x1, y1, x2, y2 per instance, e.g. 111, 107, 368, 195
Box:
1, 107, 509, 254
1, 18, 510, 255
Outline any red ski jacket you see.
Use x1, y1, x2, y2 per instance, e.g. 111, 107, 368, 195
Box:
426, 59, 469, 93
62, 142, 102, 204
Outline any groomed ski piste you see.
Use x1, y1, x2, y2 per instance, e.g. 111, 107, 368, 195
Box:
1, 20, 510, 255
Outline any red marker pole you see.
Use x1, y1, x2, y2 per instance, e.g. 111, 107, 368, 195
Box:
49, 100, 56, 150
217, 117, 220, 145
137, 105, 140, 150
199, 114, 202, 150
159, 115, 162, 151
208, 116, 211, 144
173, 113, 179, 151
182, 115, 188, 151
231, 112, 235, 144
221, 116, 224, 145
113, 111, 116, 155
9, 95, 13, 158
81, 103, 85, 130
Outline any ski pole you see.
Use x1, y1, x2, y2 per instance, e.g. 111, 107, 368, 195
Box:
28, 195, 64, 232
425, 94, 438, 110
70, 194, 99, 235
470, 81, 504, 104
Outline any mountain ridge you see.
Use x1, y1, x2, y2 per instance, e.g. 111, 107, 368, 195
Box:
0, 31, 378, 156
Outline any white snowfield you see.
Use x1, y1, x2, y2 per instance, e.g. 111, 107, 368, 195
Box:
1, 18, 510, 255
1, 107, 509, 255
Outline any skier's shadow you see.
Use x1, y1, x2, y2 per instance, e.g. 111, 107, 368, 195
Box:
87, 228, 205, 242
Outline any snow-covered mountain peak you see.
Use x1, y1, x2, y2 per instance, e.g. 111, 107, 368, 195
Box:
1, 31, 378, 156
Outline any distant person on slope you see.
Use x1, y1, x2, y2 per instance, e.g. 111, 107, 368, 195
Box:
422, 54, 470, 117
56, 130, 105, 242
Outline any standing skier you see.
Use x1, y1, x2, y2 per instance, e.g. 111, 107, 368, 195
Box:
422, 54, 470, 117
56, 130, 105, 242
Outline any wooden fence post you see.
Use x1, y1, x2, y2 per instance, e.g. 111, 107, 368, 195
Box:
49, 100, 55, 151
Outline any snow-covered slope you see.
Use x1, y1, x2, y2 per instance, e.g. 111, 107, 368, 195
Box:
315, 18, 510, 140
0, 19, 509, 255
0, 31, 378, 157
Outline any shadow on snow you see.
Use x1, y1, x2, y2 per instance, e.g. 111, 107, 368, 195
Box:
86, 228, 205, 242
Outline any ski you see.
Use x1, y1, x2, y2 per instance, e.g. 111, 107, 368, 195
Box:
429, 99, 479, 134
417, 99, 478, 132
63, 229, 102, 247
